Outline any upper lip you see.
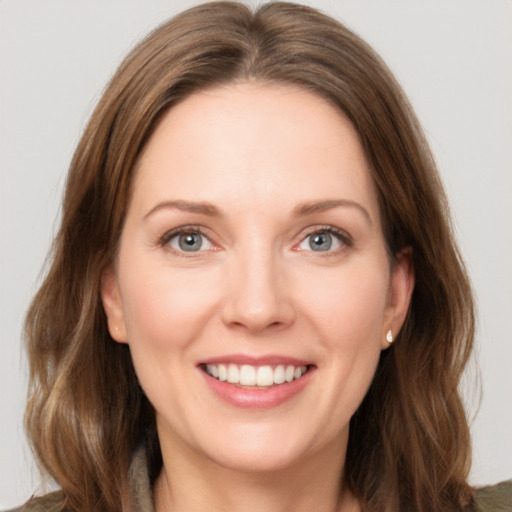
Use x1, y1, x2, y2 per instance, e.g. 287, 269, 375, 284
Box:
198, 354, 313, 367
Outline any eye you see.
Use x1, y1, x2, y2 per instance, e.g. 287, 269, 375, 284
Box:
297, 228, 349, 252
167, 230, 213, 252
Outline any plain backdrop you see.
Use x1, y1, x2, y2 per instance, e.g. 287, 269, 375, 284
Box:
1, 0, 511, 508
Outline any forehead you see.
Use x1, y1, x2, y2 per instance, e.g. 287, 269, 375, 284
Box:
131, 82, 379, 221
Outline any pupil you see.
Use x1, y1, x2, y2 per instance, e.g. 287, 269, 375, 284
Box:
179, 233, 202, 251
310, 232, 332, 251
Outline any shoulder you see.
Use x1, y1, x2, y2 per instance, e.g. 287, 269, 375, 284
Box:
474, 480, 512, 512
3, 491, 67, 512
4, 446, 151, 512
7, 480, 511, 512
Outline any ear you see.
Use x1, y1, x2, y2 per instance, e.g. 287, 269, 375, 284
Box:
381, 247, 415, 350
100, 266, 128, 343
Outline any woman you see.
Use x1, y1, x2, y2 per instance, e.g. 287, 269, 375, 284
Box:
9, 1, 511, 511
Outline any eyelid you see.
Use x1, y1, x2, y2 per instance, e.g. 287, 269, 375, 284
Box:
158, 225, 218, 254
157, 224, 352, 255
294, 225, 353, 252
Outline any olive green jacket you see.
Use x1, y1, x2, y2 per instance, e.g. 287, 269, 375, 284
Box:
7, 450, 512, 511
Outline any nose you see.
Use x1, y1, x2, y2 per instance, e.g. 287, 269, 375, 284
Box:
221, 249, 295, 334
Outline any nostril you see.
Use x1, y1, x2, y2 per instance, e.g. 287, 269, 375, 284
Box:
220, 278, 296, 332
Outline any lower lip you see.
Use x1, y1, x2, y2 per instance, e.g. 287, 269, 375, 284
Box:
200, 368, 314, 409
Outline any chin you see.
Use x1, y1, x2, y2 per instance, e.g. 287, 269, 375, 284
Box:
191, 418, 344, 475
206, 440, 310, 474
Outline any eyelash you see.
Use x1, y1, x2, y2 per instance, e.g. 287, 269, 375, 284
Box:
297, 226, 353, 254
158, 224, 352, 256
158, 225, 214, 255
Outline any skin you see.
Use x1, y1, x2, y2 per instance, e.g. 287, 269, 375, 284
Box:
101, 82, 414, 512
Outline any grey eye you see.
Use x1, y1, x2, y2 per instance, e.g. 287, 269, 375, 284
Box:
170, 232, 211, 252
298, 229, 345, 253
308, 232, 333, 251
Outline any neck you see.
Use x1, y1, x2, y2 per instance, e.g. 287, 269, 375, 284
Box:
153, 433, 360, 512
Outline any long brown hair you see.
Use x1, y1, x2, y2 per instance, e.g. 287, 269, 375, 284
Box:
24, 2, 475, 511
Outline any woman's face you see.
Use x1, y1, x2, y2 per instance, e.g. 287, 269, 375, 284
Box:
102, 83, 413, 473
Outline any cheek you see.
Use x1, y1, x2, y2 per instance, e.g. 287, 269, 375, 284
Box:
296, 260, 389, 411
298, 260, 390, 343
117, 258, 224, 417
118, 257, 222, 353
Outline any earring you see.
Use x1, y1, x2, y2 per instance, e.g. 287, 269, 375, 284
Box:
386, 330, 393, 344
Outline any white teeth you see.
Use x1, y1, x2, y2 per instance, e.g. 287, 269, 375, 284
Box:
206, 364, 219, 378
239, 365, 256, 385
204, 363, 308, 387
256, 366, 274, 386
227, 364, 239, 383
218, 364, 227, 382
274, 365, 286, 384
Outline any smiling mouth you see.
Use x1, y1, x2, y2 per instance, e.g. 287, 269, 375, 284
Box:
201, 363, 311, 388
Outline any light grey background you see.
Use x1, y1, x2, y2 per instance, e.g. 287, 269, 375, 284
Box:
1, 0, 511, 508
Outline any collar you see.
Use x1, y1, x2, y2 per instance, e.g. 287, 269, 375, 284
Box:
128, 446, 155, 512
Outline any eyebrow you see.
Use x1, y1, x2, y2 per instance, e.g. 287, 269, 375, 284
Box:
144, 200, 222, 219
294, 199, 373, 226
144, 198, 372, 225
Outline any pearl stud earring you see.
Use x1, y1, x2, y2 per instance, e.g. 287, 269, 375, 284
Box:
386, 330, 393, 344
